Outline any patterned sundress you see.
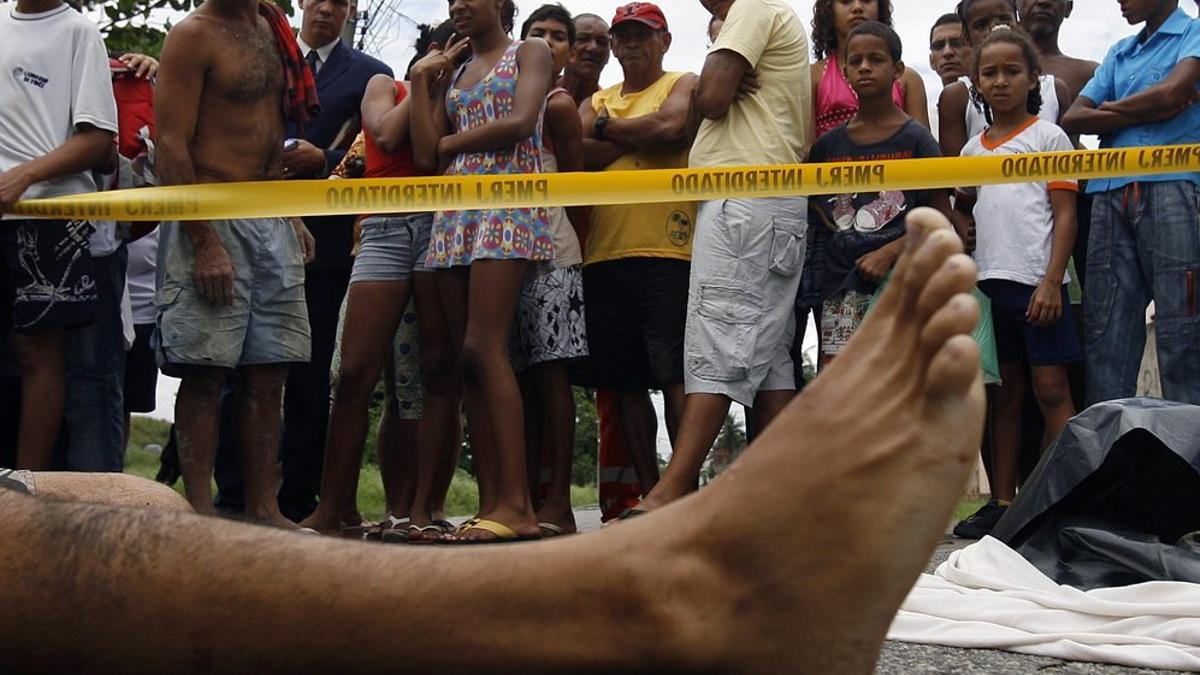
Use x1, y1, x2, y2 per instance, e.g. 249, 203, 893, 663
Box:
427, 40, 554, 268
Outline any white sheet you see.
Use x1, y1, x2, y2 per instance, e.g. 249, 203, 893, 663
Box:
887, 536, 1200, 671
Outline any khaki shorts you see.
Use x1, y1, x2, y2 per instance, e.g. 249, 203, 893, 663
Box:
684, 197, 807, 406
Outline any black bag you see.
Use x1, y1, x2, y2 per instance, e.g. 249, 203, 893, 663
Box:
992, 398, 1200, 590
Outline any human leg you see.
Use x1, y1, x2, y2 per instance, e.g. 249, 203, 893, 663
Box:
174, 366, 229, 515
11, 330, 66, 471
456, 258, 539, 541
236, 364, 294, 529
1030, 365, 1075, 448
640, 392, 732, 509
0, 208, 983, 674
301, 279, 409, 533
409, 271, 461, 530
532, 361, 577, 535
30, 471, 191, 512
989, 362, 1025, 503
615, 389, 661, 495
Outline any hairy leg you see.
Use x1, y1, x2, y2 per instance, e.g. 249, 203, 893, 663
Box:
302, 280, 410, 533
237, 364, 292, 528
0, 209, 983, 675
173, 366, 228, 515
12, 330, 66, 470
32, 472, 192, 512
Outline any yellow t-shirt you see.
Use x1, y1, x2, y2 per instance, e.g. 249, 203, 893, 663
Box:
586, 72, 697, 265
689, 0, 812, 168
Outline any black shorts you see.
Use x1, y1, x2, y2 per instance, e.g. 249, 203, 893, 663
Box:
1, 219, 99, 337
979, 279, 1082, 367
570, 257, 689, 390
124, 323, 158, 413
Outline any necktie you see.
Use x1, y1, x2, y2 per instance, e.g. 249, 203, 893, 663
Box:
306, 49, 321, 75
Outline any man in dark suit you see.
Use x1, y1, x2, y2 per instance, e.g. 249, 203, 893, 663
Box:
277, 0, 391, 521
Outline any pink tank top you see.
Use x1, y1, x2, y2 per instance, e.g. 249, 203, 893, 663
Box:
815, 54, 906, 138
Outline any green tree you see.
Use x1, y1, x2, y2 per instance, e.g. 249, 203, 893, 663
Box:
80, 0, 294, 57
703, 415, 746, 482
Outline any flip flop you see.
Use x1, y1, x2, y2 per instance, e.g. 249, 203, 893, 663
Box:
339, 519, 375, 540
617, 508, 646, 520
443, 518, 541, 545
538, 522, 573, 537
406, 524, 448, 545
369, 515, 410, 542
453, 517, 482, 536
432, 519, 456, 533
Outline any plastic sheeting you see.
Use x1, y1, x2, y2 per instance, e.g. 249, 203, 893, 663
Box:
991, 398, 1200, 590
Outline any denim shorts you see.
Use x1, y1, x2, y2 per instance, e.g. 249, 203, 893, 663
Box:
349, 214, 433, 284
154, 218, 311, 376
684, 197, 807, 406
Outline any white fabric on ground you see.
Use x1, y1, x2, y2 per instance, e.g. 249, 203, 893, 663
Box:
888, 536, 1200, 671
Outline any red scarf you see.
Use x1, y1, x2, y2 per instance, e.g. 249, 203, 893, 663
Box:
258, 1, 320, 129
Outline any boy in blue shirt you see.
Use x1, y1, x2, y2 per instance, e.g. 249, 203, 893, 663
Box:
1062, 0, 1200, 405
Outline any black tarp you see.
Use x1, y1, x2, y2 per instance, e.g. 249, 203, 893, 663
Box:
991, 398, 1200, 590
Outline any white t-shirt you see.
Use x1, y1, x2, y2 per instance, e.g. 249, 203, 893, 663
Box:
961, 74, 1060, 141
540, 151, 582, 268
961, 117, 1077, 286
126, 229, 158, 324
0, 3, 118, 218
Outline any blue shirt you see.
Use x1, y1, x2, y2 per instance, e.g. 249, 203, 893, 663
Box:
1080, 7, 1200, 193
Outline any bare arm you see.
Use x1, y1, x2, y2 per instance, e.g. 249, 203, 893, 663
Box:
361, 75, 411, 154
901, 69, 930, 130
545, 93, 587, 230
1027, 188, 1077, 327
937, 83, 970, 159
694, 50, 751, 120
951, 190, 977, 254
439, 40, 553, 158
154, 20, 233, 306
409, 37, 469, 173
603, 74, 699, 147
0, 126, 113, 214
1098, 58, 1200, 120
579, 98, 629, 170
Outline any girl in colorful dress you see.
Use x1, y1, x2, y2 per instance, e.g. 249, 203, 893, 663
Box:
410, 0, 554, 543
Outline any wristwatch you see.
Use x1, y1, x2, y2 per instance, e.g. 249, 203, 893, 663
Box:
594, 115, 609, 141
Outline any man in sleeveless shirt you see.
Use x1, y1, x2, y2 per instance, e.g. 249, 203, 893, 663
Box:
573, 3, 698, 497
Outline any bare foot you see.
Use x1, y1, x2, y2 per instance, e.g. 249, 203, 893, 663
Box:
534, 501, 577, 537
653, 209, 985, 674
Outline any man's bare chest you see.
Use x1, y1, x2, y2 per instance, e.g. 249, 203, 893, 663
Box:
205, 24, 284, 105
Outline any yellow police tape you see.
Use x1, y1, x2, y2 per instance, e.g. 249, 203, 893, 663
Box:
11, 144, 1200, 222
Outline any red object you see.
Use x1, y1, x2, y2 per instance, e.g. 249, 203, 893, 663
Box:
258, 0, 321, 129
109, 59, 156, 160
363, 81, 421, 178
597, 389, 643, 522
610, 2, 668, 31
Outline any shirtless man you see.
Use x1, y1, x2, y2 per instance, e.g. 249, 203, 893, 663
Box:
0, 209, 986, 673
154, 0, 316, 525
1018, 0, 1099, 102
559, 13, 611, 106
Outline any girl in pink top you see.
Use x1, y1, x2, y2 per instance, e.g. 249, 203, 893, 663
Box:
809, 0, 928, 137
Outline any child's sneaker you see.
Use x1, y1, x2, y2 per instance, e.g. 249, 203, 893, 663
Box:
953, 499, 1008, 539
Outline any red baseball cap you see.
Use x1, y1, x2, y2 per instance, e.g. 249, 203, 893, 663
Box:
611, 2, 668, 31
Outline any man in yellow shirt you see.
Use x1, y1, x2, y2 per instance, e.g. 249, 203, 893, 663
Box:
574, 2, 698, 495
634, 0, 813, 514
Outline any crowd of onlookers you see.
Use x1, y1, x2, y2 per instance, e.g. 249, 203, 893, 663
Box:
0, 0, 1196, 543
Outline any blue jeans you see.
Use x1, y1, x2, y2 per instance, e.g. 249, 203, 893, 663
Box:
61, 245, 128, 471
1085, 181, 1200, 405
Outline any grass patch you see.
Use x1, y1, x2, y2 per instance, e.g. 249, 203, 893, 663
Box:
953, 497, 988, 523
123, 416, 599, 519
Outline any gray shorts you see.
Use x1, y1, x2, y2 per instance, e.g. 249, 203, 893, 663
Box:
154, 218, 311, 376
684, 197, 807, 406
509, 264, 588, 372
349, 214, 432, 284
